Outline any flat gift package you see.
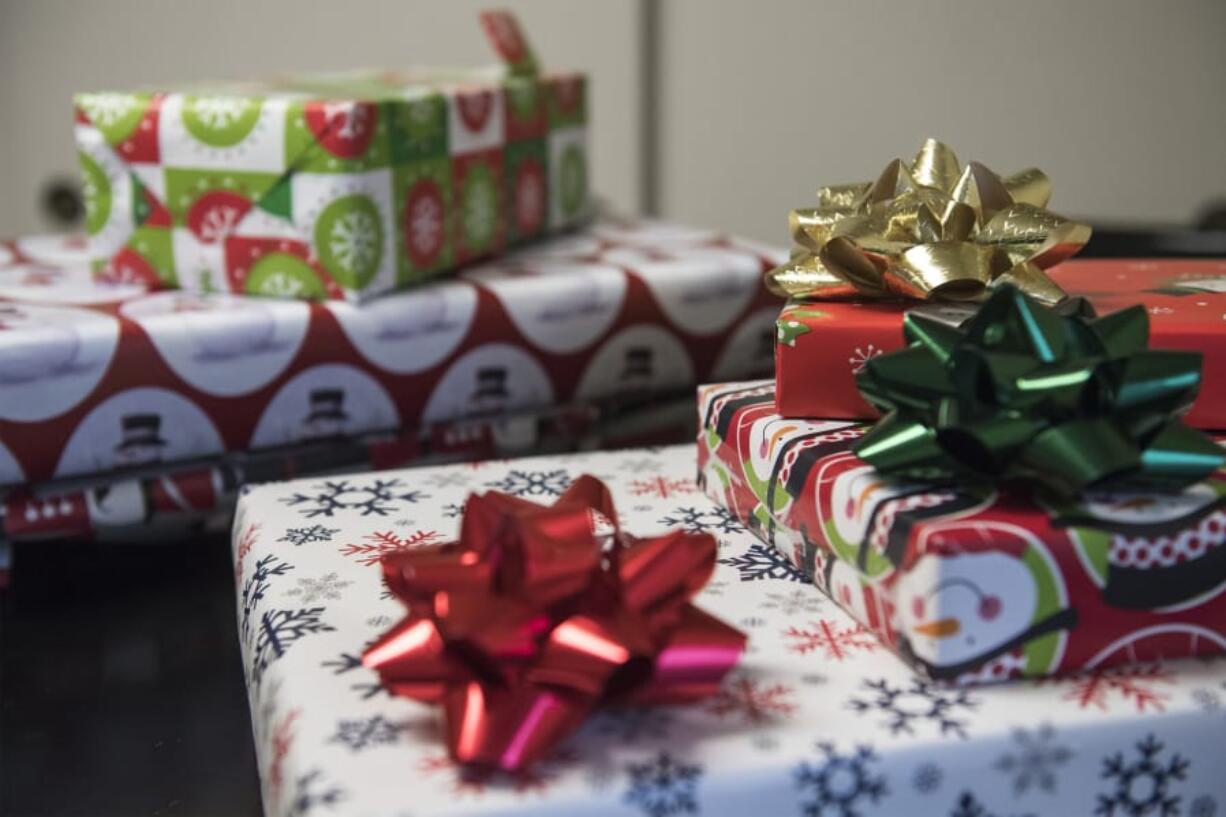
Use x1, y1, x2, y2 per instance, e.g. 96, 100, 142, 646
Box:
233, 442, 1226, 817
699, 380, 1226, 685
0, 219, 780, 487
776, 259, 1226, 430
74, 11, 590, 301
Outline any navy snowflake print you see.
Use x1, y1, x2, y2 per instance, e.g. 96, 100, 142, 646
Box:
848, 678, 977, 739
623, 752, 703, 817
329, 715, 410, 751
1097, 734, 1188, 817
794, 742, 888, 817
485, 469, 572, 497
720, 543, 806, 582
659, 505, 743, 536
280, 478, 427, 518
277, 524, 339, 546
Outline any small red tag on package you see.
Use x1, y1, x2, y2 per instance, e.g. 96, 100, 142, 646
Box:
777, 259, 1226, 430
699, 380, 1226, 684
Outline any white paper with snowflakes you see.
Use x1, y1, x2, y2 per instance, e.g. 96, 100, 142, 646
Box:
72, 13, 589, 302
232, 443, 1226, 817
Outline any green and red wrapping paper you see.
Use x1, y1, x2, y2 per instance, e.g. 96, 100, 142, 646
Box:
73, 11, 589, 302
776, 258, 1226, 430
698, 381, 1226, 684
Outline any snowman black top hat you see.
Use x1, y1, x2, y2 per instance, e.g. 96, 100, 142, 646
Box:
472, 367, 509, 401
306, 388, 348, 422
115, 413, 168, 450
620, 346, 654, 380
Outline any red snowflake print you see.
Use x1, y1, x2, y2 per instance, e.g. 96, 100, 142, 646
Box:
1054, 664, 1173, 713
629, 475, 695, 500
267, 708, 300, 805
234, 522, 261, 582
705, 675, 797, 724
417, 749, 579, 796
783, 620, 881, 661
338, 529, 444, 566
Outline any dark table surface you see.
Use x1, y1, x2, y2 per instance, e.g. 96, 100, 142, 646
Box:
2, 535, 263, 817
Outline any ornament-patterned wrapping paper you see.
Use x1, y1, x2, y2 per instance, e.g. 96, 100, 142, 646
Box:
232, 443, 1226, 817
0, 220, 780, 488
699, 381, 1226, 686
73, 13, 589, 302
776, 259, 1226, 430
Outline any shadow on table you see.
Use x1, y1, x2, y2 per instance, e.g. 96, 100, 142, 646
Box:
1, 534, 262, 817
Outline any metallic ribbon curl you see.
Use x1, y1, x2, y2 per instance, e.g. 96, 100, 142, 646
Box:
767, 139, 1092, 304
853, 285, 1224, 497
362, 475, 746, 772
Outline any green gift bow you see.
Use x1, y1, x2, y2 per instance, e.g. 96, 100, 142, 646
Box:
853, 285, 1224, 496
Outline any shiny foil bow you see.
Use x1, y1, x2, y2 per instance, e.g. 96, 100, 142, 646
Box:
768, 139, 1092, 304
853, 285, 1224, 497
362, 476, 746, 772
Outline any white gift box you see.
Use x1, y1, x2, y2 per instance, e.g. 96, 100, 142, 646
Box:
233, 443, 1226, 817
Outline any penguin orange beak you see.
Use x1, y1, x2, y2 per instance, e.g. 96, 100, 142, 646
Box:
913, 617, 961, 638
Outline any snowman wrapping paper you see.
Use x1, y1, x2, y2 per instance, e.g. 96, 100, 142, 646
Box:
232, 442, 1226, 817
699, 382, 1226, 685
774, 257, 1226, 430
73, 12, 589, 302
0, 220, 779, 488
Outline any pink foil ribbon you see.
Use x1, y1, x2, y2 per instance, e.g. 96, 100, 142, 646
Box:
363, 475, 746, 771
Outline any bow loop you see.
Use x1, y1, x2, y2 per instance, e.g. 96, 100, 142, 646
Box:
768, 139, 1091, 304
362, 476, 745, 771
854, 285, 1224, 497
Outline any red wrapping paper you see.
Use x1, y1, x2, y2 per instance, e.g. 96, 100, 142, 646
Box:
775, 259, 1226, 429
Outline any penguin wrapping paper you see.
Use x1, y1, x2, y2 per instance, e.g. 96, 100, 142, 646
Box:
699, 381, 1226, 684
73, 11, 589, 302
0, 219, 779, 488
775, 257, 1226, 430
233, 443, 1226, 817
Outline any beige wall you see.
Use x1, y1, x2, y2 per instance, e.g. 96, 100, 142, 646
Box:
659, 0, 1226, 243
0, 0, 644, 235
2, 1, 1225, 244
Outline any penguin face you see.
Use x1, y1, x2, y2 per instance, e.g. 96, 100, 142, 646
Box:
896, 552, 1037, 668
830, 464, 911, 548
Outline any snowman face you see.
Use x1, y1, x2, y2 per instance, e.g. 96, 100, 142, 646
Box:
830, 464, 913, 548
301, 416, 346, 441
114, 442, 164, 468
1078, 484, 1218, 525
828, 559, 873, 624
1176, 276, 1226, 294
896, 552, 1038, 668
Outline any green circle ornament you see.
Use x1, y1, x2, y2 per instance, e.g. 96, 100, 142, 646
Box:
245, 252, 326, 300
559, 144, 586, 218
182, 96, 264, 148
79, 151, 112, 236
314, 194, 385, 289
79, 93, 147, 145
462, 165, 498, 252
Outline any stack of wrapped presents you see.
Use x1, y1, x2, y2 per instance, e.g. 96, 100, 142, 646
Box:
0, 13, 784, 570
226, 135, 1226, 814
10, 9, 1226, 816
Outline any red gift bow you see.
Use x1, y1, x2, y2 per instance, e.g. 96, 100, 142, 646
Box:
362, 475, 746, 772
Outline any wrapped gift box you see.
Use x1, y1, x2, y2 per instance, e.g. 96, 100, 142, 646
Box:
699, 381, 1226, 685
776, 258, 1226, 430
0, 220, 780, 487
232, 442, 1226, 817
73, 12, 589, 301
0, 391, 697, 549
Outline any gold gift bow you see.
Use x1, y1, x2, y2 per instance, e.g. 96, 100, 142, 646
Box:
766, 139, 1092, 304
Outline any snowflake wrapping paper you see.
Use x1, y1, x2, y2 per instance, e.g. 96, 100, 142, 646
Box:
775, 258, 1226, 430
73, 13, 590, 302
699, 381, 1226, 686
0, 221, 779, 487
233, 443, 1226, 817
